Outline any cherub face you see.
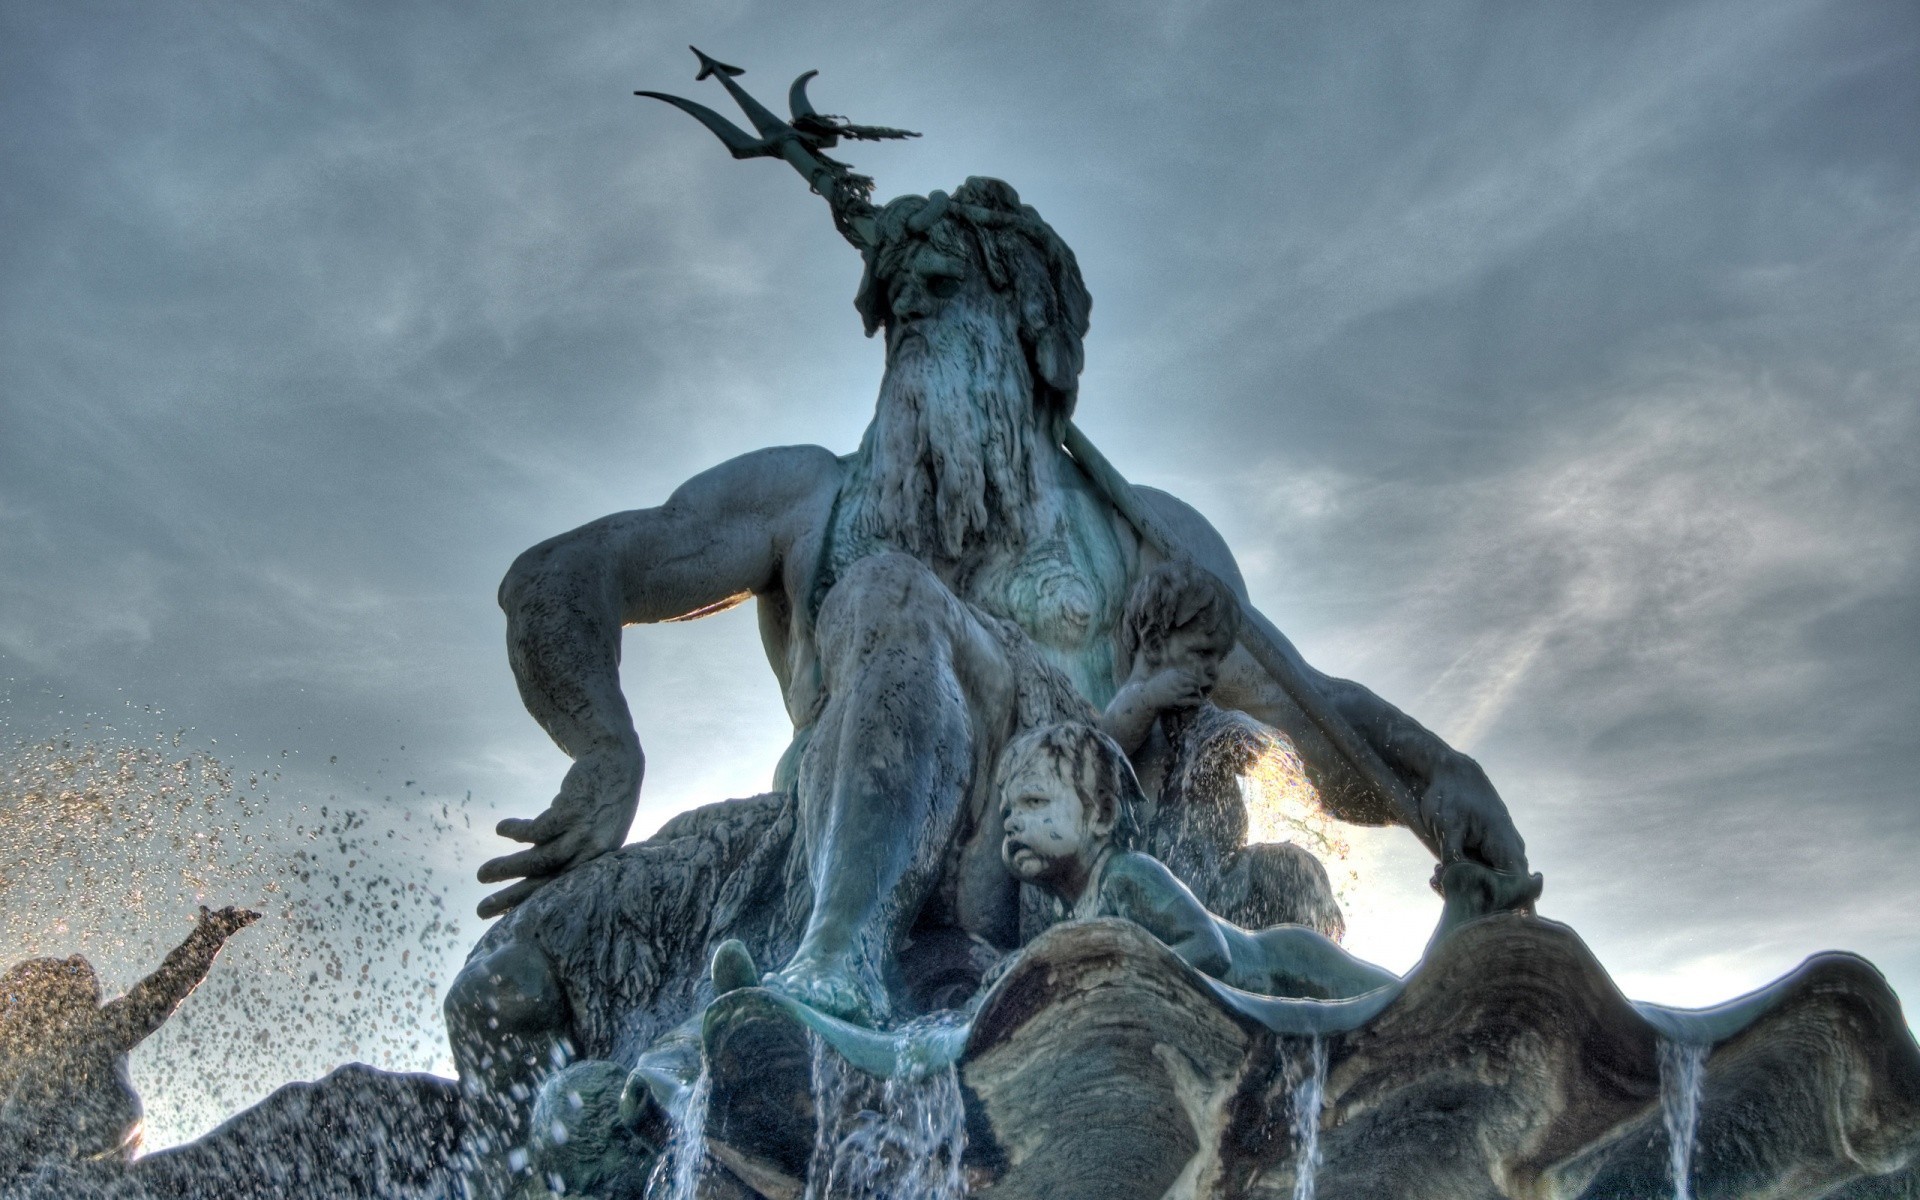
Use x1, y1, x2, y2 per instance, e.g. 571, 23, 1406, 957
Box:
998, 758, 1106, 887
1141, 623, 1233, 691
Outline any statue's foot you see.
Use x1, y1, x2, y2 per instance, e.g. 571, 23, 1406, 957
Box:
763, 954, 887, 1027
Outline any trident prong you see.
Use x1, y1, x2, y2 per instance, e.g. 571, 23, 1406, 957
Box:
789, 70, 823, 123
634, 47, 800, 162
635, 47, 918, 250
633, 87, 777, 160
692, 46, 795, 144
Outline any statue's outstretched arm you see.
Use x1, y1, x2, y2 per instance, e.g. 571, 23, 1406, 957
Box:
480, 444, 843, 918
1210, 624, 1528, 875
100, 906, 259, 1052
1122, 482, 1528, 876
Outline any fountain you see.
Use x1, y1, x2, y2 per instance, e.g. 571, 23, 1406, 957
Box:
666, 1069, 711, 1200
803, 1036, 967, 1200
5, 46, 1918, 1200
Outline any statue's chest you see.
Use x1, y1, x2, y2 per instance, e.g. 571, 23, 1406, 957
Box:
962, 516, 1130, 706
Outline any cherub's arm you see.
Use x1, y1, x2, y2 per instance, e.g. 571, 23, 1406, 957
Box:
99, 907, 258, 1053
1099, 667, 1205, 757
1099, 853, 1231, 979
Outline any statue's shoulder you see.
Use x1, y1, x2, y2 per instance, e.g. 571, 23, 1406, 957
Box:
702, 442, 846, 496
678, 444, 846, 550
1128, 486, 1248, 602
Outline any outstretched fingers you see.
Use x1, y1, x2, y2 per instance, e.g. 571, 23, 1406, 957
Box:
495, 807, 565, 844
474, 823, 609, 917
476, 877, 549, 920
474, 748, 642, 917
476, 833, 582, 885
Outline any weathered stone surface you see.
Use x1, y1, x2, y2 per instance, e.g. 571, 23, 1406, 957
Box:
443, 784, 1919, 1200
1824, 1167, 1920, 1198
954, 917, 1920, 1200
456, 791, 802, 1069
701, 988, 820, 1194
0, 1064, 460, 1200
963, 921, 1257, 1200
1551, 952, 1920, 1199
444, 792, 803, 1197
448, 765, 1355, 1187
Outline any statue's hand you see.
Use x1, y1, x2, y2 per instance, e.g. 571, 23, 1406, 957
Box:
196, 905, 262, 939
476, 740, 644, 919
1418, 756, 1529, 876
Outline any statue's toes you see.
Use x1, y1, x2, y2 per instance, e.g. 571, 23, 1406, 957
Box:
763, 963, 884, 1027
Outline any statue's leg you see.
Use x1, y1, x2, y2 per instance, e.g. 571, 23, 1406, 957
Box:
771, 552, 1013, 1024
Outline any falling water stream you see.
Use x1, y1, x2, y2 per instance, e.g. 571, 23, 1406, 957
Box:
805, 1023, 968, 1200
1290, 1035, 1329, 1200
667, 1067, 713, 1200
1658, 1039, 1707, 1200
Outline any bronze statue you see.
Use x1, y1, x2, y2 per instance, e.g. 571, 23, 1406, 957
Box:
480, 48, 1529, 1026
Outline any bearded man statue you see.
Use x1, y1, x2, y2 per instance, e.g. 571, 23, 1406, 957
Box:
472, 58, 1530, 1029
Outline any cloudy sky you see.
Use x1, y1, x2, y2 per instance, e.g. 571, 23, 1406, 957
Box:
4, 0, 1916, 1146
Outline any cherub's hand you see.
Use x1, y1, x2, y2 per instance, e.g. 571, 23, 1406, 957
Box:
197, 905, 262, 939
476, 739, 645, 919
1134, 665, 1208, 714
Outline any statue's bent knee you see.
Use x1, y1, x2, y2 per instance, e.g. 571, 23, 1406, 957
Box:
816, 551, 958, 650
446, 939, 567, 1041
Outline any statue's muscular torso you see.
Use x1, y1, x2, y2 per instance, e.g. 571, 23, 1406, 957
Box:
755, 442, 1142, 771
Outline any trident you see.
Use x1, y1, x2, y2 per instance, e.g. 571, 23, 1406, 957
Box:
636, 46, 917, 252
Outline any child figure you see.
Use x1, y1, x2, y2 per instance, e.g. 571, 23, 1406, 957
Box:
0, 905, 260, 1172
997, 722, 1395, 1000
1101, 558, 1241, 770
1100, 560, 1344, 939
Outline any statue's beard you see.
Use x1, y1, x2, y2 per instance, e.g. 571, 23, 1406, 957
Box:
850, 296, 1042, 563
